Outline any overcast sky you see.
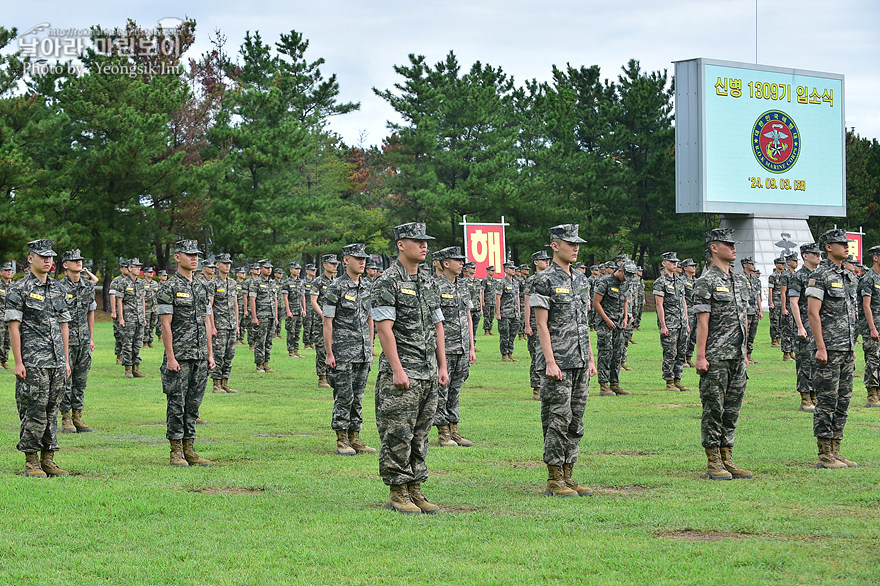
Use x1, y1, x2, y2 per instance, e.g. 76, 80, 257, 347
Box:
5, 1, 879, 147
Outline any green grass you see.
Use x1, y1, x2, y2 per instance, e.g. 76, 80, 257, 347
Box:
1, 316, 879, 585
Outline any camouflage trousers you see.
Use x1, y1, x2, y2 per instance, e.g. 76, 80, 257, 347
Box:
161, 357, 208, 440
253, 315, 276, 364
60, 343, 92, 412
302, 309, 317, 346
527, 332, 540, 389
238, 305, 247, 341
621, 322, 635, 365
470, 310, 481, 342
596, 322, 624, 384
686, 311, 698, 358
113, 318, 123, 356
518, 309, 526, 335
275, 312, 283, 336
144, 307, 158, 345
540, 367, 589, 466
327, 361, 369, 430
745, 313, 758, 356
286, 314, 303, 352
434, 353, 470, 426
588, 309, 598, 329
314, 323, 328, 376
15, 366, 64, 453
698, 357, 746, 448
795, 336, 815, 395
375, 372, 438, 486
247, 317, 257, 346
482, 306, 495, 332
632, 302, 644, 329
498, 316, 517, 355
121, 319, 144, 366
210, 328, 237, 380
813, 350, 854, 440
862, 337, 880, 389
0, 320, 9, 363
768, 305, 781, 341
660, 327, 687, 381
780, 311, 795, 353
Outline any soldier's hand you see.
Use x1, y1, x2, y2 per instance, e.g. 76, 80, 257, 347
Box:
392, 369, 410, 389
782, 308, 789, 316
301, 309, 306, 317
758, 312, 764, 320
438, 366, 449, 387
167, 358, 181, 372
695, 356, 709, 373
797, 327, 807, 339
660, 325, 668, 336
287, 312, 294, 319
211, 327, 218, 338
495, 312, 501, 321
469, 348, 476, 364
588, 362, 597, 378
545, 363, 563, 381
325, 354, 336, 369
605, 319, 616, 330
208, 355, 216, 370
815, 348, 828, 365
524, 324, 532, 336
252, 317, 259, 325
14, 363, 26, 379
871, 328, 880, 341
66, 363, 71, 378
119, 318, 125, 328
90, 339, 96, 351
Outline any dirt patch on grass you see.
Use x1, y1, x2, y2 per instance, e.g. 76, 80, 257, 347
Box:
442, 505, 479, 514
651, 403, 690, 408
303, 397, 332, 402
251, 433, 316, 438
137, 423, 166, 427
660, 530, 745, 541
595, 485, 654, 496
599, 451, 653, 457
427, 469, 447, 477
190, 487, 265, 495
510, 460, 544, 469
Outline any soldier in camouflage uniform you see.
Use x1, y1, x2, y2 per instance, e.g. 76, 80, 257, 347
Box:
323, 244, 376, 456
530, 224, 595, 498
586, 265, 600, 330
632, 267, 646, 331
779, 253, 799, 361
58, 249, 96, 434
249, 259, 278, 373
464, 262, 482, 343
273, 267, 284, 338
788, 243, 821, 412
235, 267, 248, 343
5, 239, 72, 477
495, 261, 521, 362
806, 229, 858, 469
691, 229, 752, 481
109, 261, 129, 365
516, 264, 529, 339
155, 270, 168, 341
481, 266, 496, 335
118, 258, 146, 379
654, 252, 691, 392
158, 239, 215, 467
208, 254, 239, 394
0, 261, 13, 369
302, 263, 318, 348
859, 246, 880, 409
311, 254, 339, 388
524, 250, 551, 400
767, 257, 785, 346
371, 222, 449, 514
432, 247, 476, 447
741, 257, 763, 364
620, 264, 640, 371
593, 263, 631, 397
245, 264, 260, 349
142, 267, 159, 348
283, 262, 306, 358
680, 259, 698, 368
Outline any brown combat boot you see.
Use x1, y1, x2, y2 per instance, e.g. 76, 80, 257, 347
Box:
831, 439, 858, 467
116, 354, 122, 365
407, 482, 440, 514
0, 361, 9, 369
562, 463, 593, 496
501, 354, 511, 362
865, 388, 880, 408
704, 447, 733, 480
665, 380, 677, 392
182, 439, 212, 466
449, 423, 473, 447
71, 409, 92, 432
620, 362, 632, 371
132, 364, 146, 378
386, 484, 421, 514
436, 425, 458, 447
747, 353, 759, 364
783, 352, 795, 362
599, 382, 615, 396
348, 430, 376, 454
212, 378, 226, 393
196, 417, 207, 425
263, 362, 276, 373
169, 440, 189, 466
719, 447, 753, 479
532, 387, 541, 401
25, 452, 47, 478
810, 391, 817, 405
317, 375, 331, 388
304, 344, 314, 350
508, 354, 519, 362
770, 338, 781, 347
544, 465, 578, 497
610, 382, 631, 396
292, 350, 304, 358
248, 344, 254, 351
674, 379, 692, 392
335, 430, 356, 456
124, 365, 133, 378
799, 393, 815, 412
816, 439, 847, 469
686, 355, 696, 368
221, 379, 238, 394
40, 451, 69, 477
256, 363, 265, 373
60, 411, 77, 433
289, 350, 295, 357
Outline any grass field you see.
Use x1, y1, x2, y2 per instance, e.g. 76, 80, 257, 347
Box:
1, 316, 878, 585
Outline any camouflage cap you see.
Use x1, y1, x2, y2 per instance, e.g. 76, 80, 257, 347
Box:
143, 266, 155, 273
774, 256, 785, 264
739, 257, 754, 265
0, 261, 13, 271
548, 224, 586, 244
341, 244, 370, 259
366, 261, 380, 269
623, 261, 639, 274
215, 253, 232, 264
62, 249, 85, 262
464, 261, 475, 269
158, 270, 167, 276
174, 239, 202, 255
844, 254, 856, 264
754, 269, 761, 275
660, 251, 680, 263
27, 239, 57, 257
322, 254, 339, 265
614, 254, 629, 263
305, 263, 316, 271
289, 261, 302, 269
203, 261, 216, 269
393, 222, 435, 241
119, 260, 130, 268
273, 267, 283, 274
785, 252, 799, 261
819, 228, 849, 245
486, 265, 495, 272
603, 261, 615, 269
504, 260, 517, 269
129, 257, 142, 267
572, 262, 585, 269
258, 259, 273, 268
680, 258, 696, 267
236, 266, 247, 273
531, 250, 550, 262
589, 265, 599, 271
520, 264, 530, 271
433, 246, 466, 262
868, 245, 880, 258
705, 227, 737, 244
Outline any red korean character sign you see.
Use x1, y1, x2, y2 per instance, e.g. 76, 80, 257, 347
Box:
846, 232, 862, 263
463, 219, 507, 279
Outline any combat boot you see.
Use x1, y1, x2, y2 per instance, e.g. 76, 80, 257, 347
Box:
686, 355, 696, 368
770, 338, 781, 347
719, 447, 753, 479
292, 350, 304, 358
816, 440, 847, 469
674, 379, 692, 392
40, 451, 69, 477
810, 391, 817, 405
221, 379, 238, 394
304, 344, 314, 350
263, 362, 276, 373
386, 484, 421, 514
1, 361, 9, 369
544, 465, 577, 497
116, 354, 122, 365
24, 453, 47, 478
132, 364, 146, 378
436, 425, 458, 447
256, 363, 265, 373
831, 439, 858, 467
532, 387, 541, 401
620, 362, 632, 371
508, 354, 519, 362
610, 382, 631, 396
407, 482, 440, 514
348, 430, 376, 454
665, 380, 677, 392
562, 463, 593, 496
182, 439, 212, 466
747, 353, 759, 364
865, 388, 880, 408
704, 447, 732, 480
335, 430, 356, 456
124, 365, 133, 378
71, 409, 92, 432
599, 382, 615, 397
60, 410, 77, 433
799, 393, 815, 412
783, 352, 795, 362
289, 351, 295, 357
248, 344, 254, 351
317, 375, 331, 388
169, 440, 189, 466
449, 423, 473, 447
501, 354, 511, 362
196, 417, 207, 425
212, 378, 226, 393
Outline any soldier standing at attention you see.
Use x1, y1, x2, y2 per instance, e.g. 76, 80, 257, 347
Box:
593, 262, 631, 397
495, 261, 521, 362
208, 254, 239, 394
679, 259, 697, 368
311, 254, 340, 389
807, 229, 858, 469
768, 257, 785, 347
788, 243, 821, 413
250, 260, 278, 373
235, 267, 248, 344
109, 261, 129, 365
323, 244, 376, 456
273, 267, 285, 338
654, 252, 691, 392
283, 262, 306, 358
0, 261, 13, 369
371, 222, 448, 514
524, 251, 551, 401
632, 267, 646, 332
741, 257, 763, 364
432, 247, 475, 448
693, 228, 753, 480
517, 264, 530, 340
155, 270, 168, 341
302, 263, 318, 349
481, 265, 496, 335
779, 253, 799, 361
620, 262, 640, 372
158, 240, 215, 467
245, 263, 260, 350
464, 262, 482, 344
531, 224, 595, 497
586, 265, 600, 331
118, 258, 146, 379
142, 267, 159, 348
859, 246, 880, 408
58, 249, 96, 434
5, 239, 72, 477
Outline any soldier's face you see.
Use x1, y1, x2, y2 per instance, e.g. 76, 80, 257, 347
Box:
536, 260, 549, 271
159, 275, 167, 282
260, 267, 271, 277
825, 242, 848, 262
684, 266, 696, 277
803, 252, 820, 267
444, 259, 463, 275
398, 238, 428, 263
0, 269, 12, 280
712, 242, 737, 262
130, 266, 141, 277
121, 267, 129, 276
176, 253, 198, 272
324, 262, 337, 275
29, 254, 53, 276
552, 240, 579, 264
345, 255, 366, 275
306, 270, 316, 278
787, 260, 798, 270
289, 268, 300, 278
204, 267, 215, 277
64, 260, 83, 273
366, 268, 377, 278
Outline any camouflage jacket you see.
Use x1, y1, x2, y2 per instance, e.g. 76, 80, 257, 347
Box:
118, 276, 145, 321
310, 274, 335, 311
593, 273, 627, 325
157, 273, 210, 361
858, 267, 880, 334
529, 262, 591, 371
0, 279, 11, 313
370, 259, 443, 380
683, 274, 695, 312
464, 276, 481, 313
4, 272, 71, 368
653, 272, 688, 329
323, 272, 372, 363
235, 279, 248, 314
692, 265, 748, 362
495, 276, 520, 318
59, 275, 96, 347
210, 275, 238, 331
248, 276, 277, 318
744, 272, 762, 316
806, 259, 856, 352
108, 275, 126, 316
195, 275, 213, 299
481, 277, 496, 306
435, 273, 472, 355
143, 279, 159, 309
303, 278, 317, 314
768, 269, 784, 304
524, 272, 541, 329
282, 277, 306, 316
787, 265, 814, 338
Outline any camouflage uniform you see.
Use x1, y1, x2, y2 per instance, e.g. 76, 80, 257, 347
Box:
118, 272, 145, 368
744, 270, 762, 356
58, 272, 96, 412
654, 269, 689, 381
433, 264, 472, 427
0, 270, 11, 366
780, 266, 797, 353
524, 271, 542, 389
465, 273, 482, 341
683, 272, 697, 359
859, 266, 880, 390
311, 264, 337, 377
481, 275, 496, 333
283, 272, 305, 353
235, 275, 248, 342
245, 272, 260, 346
249, 268, 277, 366
768, 266, 784, 342
495, 271, 520, 356
621, 271, 639, 365
594, 272, 627, 384
109, 269, 127, 357
302, 272, 317, 346
632, 273, 645, 330
788, 262, 816, 396
209, 274, 238, 381
516, 272, 527, 335
273, 273, 284, 336
585, 270, 598, 329
143, 277, 159, 346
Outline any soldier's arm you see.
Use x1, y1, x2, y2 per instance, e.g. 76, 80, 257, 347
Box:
864, 295, 879, 340
534, 307, 561, 380
310, 291, 323, 317
87, 307, 96, 349
790, 293, 805, 336
780, 282, 789, 313
435, 321, 449, 386
767, 284, 775, 308
117, 295, 125, 326
249, 293, 258, 325
60, 321, 70, 377
301, 293, 306, 316
141, 294, 146, 324
322, 293, 336, 366
283, 292, 292, 318
109, 293, 117, 319
8, 320, 24, 378
466, 311, 475, 362
592, 292, 612, 329
807, 297, 826, 363
523, 294, 532, 334
695, 312, 710, 373
205, 311, 215, 369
